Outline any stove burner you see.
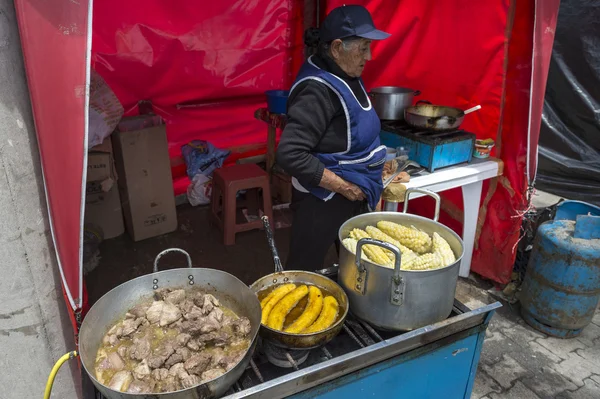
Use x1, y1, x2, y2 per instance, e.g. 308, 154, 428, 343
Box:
262, 340, 310, 369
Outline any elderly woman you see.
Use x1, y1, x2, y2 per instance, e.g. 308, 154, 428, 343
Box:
276, 5, 390, 271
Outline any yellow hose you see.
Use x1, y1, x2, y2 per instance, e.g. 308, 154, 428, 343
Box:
44, 351, 78, 399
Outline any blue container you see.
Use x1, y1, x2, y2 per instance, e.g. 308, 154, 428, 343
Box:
265, 90, 289, 114
520, 201, 600, 338
380, 130, 474, 172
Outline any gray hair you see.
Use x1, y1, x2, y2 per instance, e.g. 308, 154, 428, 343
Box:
317, 36, 361, 57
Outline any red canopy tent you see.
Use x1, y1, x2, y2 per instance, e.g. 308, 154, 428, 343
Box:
14, 0, 560, 334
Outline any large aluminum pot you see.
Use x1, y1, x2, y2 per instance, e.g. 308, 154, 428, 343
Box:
338, 189, 464, 331
79, 249, 262, 399
369, 86, 420, 120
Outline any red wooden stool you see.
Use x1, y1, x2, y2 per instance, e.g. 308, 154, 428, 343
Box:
211, 164, 273, 245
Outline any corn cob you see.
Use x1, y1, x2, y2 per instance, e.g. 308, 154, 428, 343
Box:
349, 228, 392, 267
342, 238, 370, 262
365, 226, 418, 266
376, 221, 432, 254
432, 232, 456, 267
303, 296, 339, 333
403, 253, 443, 271
284, 286, 324, 333
267, 285, 309, 330
261, 283, 296, 324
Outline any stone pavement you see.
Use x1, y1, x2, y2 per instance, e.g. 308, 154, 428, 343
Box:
454, 278, 600, 399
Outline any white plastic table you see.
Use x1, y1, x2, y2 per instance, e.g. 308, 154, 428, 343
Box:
400, 158, 503, 277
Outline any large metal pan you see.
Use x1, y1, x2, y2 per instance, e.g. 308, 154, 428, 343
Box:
79, 248, 262, 399
249, 216, 349, 350
405, 100, 481, 131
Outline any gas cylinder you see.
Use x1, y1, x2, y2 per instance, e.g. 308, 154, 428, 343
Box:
520, 200, 600, 338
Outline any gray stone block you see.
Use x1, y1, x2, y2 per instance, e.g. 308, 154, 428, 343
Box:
562, 378, 600, 399
536, 337, 586, 360
489, 381, 540, 399
483, 354, 531, 389
521, 366, 578, 398
551, 353, 595, 387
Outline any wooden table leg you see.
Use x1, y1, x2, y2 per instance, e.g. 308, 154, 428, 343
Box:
267, 125, 277, 174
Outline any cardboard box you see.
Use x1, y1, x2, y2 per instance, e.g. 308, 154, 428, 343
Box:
84, 137, 125, 239
112, 122, 177, 241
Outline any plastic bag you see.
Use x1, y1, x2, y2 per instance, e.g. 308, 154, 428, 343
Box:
181, 140, 230, 179
88, 70, 124, 148
187, 174, 213, 206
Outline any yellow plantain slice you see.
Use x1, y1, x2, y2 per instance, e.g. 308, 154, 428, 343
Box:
284, 286, 324, 334
303, 296, 339, 334
260, 283, 296, 325
266, 285, 309, 330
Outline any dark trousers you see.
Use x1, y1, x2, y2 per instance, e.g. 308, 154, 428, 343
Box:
286, 189, 365, 271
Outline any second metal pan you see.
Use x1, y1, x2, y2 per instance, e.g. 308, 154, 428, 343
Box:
405, 100, 465, 131
249, 217, 349, 350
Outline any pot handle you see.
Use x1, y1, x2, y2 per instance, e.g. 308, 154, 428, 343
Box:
413, 90, 421, 96
152, 248, 194, 289
402, 188, 441, 222
355, 238, 404, 306
262, 216, 284, 273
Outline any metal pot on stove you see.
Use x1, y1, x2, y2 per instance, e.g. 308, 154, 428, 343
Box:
337, 188, 464, 331
369, 86, 420, 120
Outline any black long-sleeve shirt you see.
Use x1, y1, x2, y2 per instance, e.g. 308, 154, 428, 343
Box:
276, 54, 369, 187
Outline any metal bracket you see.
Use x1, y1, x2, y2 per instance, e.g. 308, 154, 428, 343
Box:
354, 263, 368, 295
390, 276, 404, 306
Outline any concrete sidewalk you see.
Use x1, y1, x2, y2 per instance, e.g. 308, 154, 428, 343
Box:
456, 279, 600, 399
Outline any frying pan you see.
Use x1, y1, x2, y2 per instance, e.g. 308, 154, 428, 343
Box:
249, 216, 349, 350
405, 100, 481, 131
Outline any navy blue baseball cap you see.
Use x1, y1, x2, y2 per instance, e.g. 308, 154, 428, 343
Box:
319, 5, 391, 42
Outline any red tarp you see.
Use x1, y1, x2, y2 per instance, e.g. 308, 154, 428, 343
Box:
15, 0, 560, 327
14, 0, 90, 310
92, 1, 305, 195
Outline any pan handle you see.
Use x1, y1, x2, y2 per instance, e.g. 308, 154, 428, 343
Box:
355, 238, 404, 306
152, 248, 194, 289
261, 216, 284, 272
153, 248, 193, 273
402, 188, 441, 222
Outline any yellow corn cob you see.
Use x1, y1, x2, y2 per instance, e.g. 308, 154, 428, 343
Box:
267, 285, 309, 331
403, 253, 443, 271
349, 228, 392, 267
342, 238, 370, 262
303, 296, 339, 334
284, 286, 324, 333
261, 283, 296, 324
432, 232, 456, 267
376, 221, 432, 254
365, 226, 418, 266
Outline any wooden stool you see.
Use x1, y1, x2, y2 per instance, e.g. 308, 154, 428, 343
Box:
211, 164, 273, 245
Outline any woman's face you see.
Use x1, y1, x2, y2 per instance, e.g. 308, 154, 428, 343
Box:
331, 38, 373, 78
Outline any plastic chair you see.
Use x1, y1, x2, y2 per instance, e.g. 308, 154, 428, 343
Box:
211, 164, 273, 245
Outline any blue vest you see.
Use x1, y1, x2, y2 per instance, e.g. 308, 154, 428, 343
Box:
290, 57, 386, 210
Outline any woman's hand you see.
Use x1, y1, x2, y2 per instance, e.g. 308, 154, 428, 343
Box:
339, 181, 366, 201
319, 169, 366, 202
